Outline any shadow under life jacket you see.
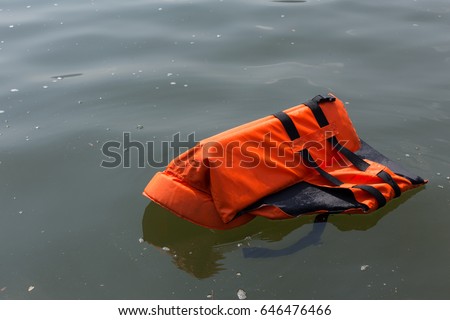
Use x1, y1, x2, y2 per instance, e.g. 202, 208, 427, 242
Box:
143, 94, 427, 229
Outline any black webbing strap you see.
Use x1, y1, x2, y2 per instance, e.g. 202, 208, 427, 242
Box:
304, 95, 371, 172
274, 102, 396, 209
328, 136, 370, 171
273, 112, 300, 140
273, 110, 343, 187
303, 95, 334, 127
377, 170, 401, 198
303, 95, 392, 209
300, 149, 343, 186
352, 185, 387, 208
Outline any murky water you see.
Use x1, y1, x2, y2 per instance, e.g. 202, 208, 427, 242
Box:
1, 0, 449, 299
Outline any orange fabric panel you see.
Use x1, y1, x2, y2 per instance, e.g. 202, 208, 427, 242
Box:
143, 172, 254, 230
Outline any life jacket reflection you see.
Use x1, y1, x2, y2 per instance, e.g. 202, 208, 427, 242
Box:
143, 94, 427, 229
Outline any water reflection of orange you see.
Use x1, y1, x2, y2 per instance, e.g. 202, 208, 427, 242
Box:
142, 187, 423, 279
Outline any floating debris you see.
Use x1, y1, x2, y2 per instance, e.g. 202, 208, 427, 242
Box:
0, 287, 6, 292
162, 246, 170, 252
0, 110, 4, 114
51, 73, 82, 80
272, 0, 307, 2
206, 290, 214, 299
255, 25, 274, 31
446, 177, 450, 180
436, 172, 441, 176
237, 289, 247, 300
405, 153, 410, 158
437, 185, 444, 189
170, 82, 176, 85
136, 124, 144, 130
138, 238, 144, 243
360, 265, 369, 271
28, 286, 35, 292
10, 89, 19, 92
236, 272, 242, 277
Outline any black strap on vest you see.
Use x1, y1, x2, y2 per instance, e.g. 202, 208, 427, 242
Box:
273, 110, 343, 186
304, 95, 334, 127
377, 170, 401, 198
305, 95, 371, 171
273, 112, 300, 140
303, 95, 402, 201
274, 97, 404, 209
327, 136, 370, 171
352, 185, 387, 208
300, 149, 343, 186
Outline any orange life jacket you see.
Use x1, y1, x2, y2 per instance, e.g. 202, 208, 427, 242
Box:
143, 94, 427, 229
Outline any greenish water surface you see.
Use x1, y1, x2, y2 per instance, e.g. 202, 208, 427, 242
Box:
1, 0, 449, 299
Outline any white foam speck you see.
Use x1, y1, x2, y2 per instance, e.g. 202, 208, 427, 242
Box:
237, 289, 247, 300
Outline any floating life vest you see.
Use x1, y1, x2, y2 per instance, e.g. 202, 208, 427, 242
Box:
143, 94, 427, 229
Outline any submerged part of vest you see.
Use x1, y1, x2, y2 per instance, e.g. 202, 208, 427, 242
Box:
143, 94, 427, 229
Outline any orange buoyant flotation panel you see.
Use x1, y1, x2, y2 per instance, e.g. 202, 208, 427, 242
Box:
143, 94, 427, 229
